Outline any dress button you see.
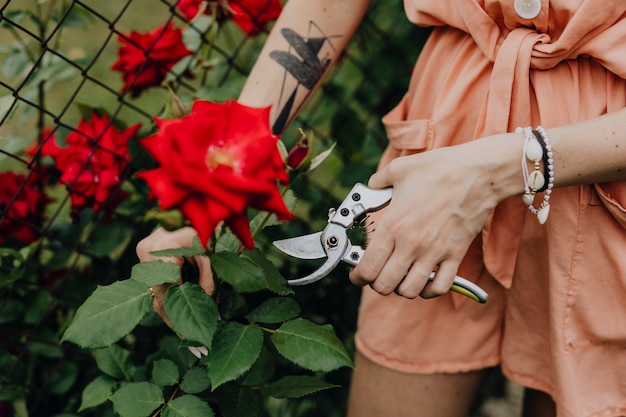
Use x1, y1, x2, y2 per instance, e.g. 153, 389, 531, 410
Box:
514, 0, 541, 19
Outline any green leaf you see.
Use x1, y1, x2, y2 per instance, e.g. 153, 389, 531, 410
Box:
261, 375, 338, 399
0, 299, 23, 324
216, 385, 260, 417
78, 376, 116, 412
242, 346, 275, 386
164, 282, 218, 347
271, 318, 353, 372
0, 247, 26, 287
131, 260, 181, 287
110, 382, 164, 417
207, 322, 263, 389
210, 252, 268, 293
243, 249, 293, 296
308, 142, 337, 173
162, 395, 214, 417
149, 235, 205, 257
95, 345, 136, 380
49, 361, 79, 395
27, 329, 62, 358
62, 279, 152, 348
152, 359, 179, 387
86, 219, 134, 259
0, 94, 16, 122
245, 297, 300, 324
2, 46, 30, 79
180, 367, 211, 394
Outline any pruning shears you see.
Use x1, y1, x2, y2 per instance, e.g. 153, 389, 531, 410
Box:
273, 183, 489, 303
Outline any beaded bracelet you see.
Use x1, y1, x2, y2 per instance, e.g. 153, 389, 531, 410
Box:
516, 125, 554, 224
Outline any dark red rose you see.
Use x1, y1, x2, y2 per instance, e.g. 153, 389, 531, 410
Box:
137, 100, 294, 248
112, 22, 192, 97
176, 0, 282, 35
0, 171, 49, 245
40, 112, 141, 216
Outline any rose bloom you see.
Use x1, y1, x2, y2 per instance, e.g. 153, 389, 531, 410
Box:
112, 22, 192, 97
177, 0, 282, 35
0, 171, 49, 245
137, 100, 294, 248
40, 112, 141, 216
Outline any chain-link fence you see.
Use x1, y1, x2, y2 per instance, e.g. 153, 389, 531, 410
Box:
0, 1, 430, 415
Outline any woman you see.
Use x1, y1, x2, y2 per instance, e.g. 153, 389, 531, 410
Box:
138, 1, 626, 415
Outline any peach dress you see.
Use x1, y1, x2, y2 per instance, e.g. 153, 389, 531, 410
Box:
354, 1, 626, 416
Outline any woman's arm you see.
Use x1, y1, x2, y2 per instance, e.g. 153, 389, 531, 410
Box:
238, 0, 371, 133
349, 107, 626, 298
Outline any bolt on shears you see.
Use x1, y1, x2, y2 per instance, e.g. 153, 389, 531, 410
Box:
273, 183, 489, 303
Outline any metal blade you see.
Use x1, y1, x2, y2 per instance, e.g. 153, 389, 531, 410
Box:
272, 231, 326, 260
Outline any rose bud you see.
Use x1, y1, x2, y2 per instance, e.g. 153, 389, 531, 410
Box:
286, 137, 310, 170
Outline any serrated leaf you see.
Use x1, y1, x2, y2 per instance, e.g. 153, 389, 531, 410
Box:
210, 252, 268, 293
152, 359, 179, 387
249, 190, 297, 233
62, 280, 152, 348
243, 249, 293, 296
164, 282, 218, 347
242, 347, 275, 386
207, 323, 263, 389
180, 367, 211, 394
131, 260, 181, 287
149, 235, 205, 257
271, 318, 353, 372
78, 376, 116, 412
216, 384, 260, 417
245, 297, 300, 324
162, 395, 214, 417
261, 375, 338, 399
95, 345, 136, 380
110, 382, 164, 417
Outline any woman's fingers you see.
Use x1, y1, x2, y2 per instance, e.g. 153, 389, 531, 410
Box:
194, 254, 214, 295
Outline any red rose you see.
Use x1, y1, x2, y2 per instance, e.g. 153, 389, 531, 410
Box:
176, 0, 282, 35
112, 22, 192, 97
40, 112, 141, 216
137, 100, 294, 248
229, 0, 282, 35
0, 171, 49, 245
177, 0, 207, 21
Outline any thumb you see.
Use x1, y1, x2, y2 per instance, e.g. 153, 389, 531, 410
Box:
194, 254, 214, 296
367, 166, 393, 190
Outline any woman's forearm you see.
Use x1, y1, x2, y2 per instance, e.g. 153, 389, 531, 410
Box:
238, 0, 371, 133
471, 107, 626, 205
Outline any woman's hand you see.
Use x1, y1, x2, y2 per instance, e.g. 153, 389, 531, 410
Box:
136, 227, 214, 332
349, 138, 517, 299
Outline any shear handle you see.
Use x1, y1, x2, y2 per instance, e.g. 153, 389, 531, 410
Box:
331, 183, 393, 228
344, 249, 488, 303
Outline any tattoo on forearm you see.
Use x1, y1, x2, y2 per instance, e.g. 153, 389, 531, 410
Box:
269, 22, 341, 133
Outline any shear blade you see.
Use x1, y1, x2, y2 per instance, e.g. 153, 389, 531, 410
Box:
272, 231, 326, 260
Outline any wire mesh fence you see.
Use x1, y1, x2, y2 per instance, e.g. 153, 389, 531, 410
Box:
0, 1, 430, 415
